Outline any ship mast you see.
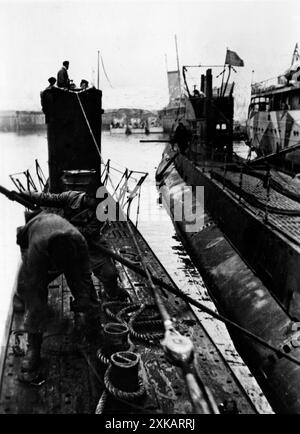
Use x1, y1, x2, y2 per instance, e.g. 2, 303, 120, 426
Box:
165, 53, 168, 74
175, 34, 181, 91
97, 50, 100, 89
291, 43, 299, 67
97, 49, 101, 160
174, 34, 182, 119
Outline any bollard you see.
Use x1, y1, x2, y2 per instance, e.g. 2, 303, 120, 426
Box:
97, 322, 131, 365
110, 351, 141, 392
103, 323, 130, 355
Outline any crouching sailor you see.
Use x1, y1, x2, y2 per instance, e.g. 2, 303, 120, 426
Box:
16, 212, 99, 379
17, 180, 128, 303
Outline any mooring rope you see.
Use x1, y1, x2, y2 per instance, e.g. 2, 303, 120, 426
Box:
103, 365, 145, 402
75, 93, 104, 163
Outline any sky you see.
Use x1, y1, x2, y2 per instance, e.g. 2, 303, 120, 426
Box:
0, 0, 299, 116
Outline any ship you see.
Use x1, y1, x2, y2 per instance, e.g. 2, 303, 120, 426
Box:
247, 43, 300, 173
159, 68, 186, 134
156, 49, 300, 414
0, 82, 263, 414
109, 114, 163, 135
110, 123, 163, 135
159, 36, 187, 134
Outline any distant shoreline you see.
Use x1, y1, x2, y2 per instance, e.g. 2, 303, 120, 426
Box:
0, 110, 45, 132
0, 107, 162, 132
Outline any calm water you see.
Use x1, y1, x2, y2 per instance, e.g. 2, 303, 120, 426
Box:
0, 130, 272, 412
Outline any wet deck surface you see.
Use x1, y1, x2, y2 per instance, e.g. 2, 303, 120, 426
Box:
0, 275, 102, 414
0, 220, 265, 414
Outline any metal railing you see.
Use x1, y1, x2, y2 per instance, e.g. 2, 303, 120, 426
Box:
100, 160, 148, 227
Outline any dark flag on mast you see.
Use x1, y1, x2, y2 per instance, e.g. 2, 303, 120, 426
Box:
225, 49, 244, 67
291, 43, 300, 67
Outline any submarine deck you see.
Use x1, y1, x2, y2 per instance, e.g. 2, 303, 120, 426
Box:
0, 220, 262, 414
206, 164, 300, 246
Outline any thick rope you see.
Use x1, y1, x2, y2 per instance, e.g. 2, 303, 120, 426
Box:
75, 93, 104, 163
104, 365, 145, 401
102, 301, 164, 343
127, 304, 163, 343
96, 349, 110, 366
95, 390, 108, 414
81, 347, 151, 413
76, 92, 131, 207
96, 243, 300, 368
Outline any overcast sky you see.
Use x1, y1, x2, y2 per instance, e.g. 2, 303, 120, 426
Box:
0, 0, 299, 112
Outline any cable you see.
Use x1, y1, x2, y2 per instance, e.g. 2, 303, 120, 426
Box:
125, 201, 219, 413
100, 54, 113, 88
75, 93, 104, 163
93, 243, 300, 368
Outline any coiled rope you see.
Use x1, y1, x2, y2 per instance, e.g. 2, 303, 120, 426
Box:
80, 348, 152, 413
102, 301, 164, 343
95, 390, 108, 414
103, 365, 145, 402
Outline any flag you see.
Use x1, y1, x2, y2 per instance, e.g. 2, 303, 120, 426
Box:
225, 49, 244, 67
291, 43, 300, 67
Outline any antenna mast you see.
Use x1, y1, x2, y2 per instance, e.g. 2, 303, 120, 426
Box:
175, 34, 181, 91
165, 53, 168, 73
97, 50, 100, 89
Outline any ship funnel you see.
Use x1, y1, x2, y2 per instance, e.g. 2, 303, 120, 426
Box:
205, 69, 212, 98
200, 74, 205, 93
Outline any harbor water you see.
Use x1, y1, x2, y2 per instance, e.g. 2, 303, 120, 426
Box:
0, 130, 272, 413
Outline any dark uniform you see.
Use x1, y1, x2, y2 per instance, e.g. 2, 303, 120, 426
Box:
16, 212, 99, 377
40, 88, 54, 124
57, 66, 70, 88
17, 212, 98, 334
172, 122, 190, 154
19, 190, 120, 299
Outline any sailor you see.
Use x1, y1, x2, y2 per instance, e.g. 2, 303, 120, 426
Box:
40, 77, 56, 123
16, 212, 99, 375
17, 179, 127, 304
69, 80, 76, 90
172, 122, 190, 155
46, 77, 56, 89
80, 79, 89, 90
57, 60, 70, 89
193, 86, 201, 97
